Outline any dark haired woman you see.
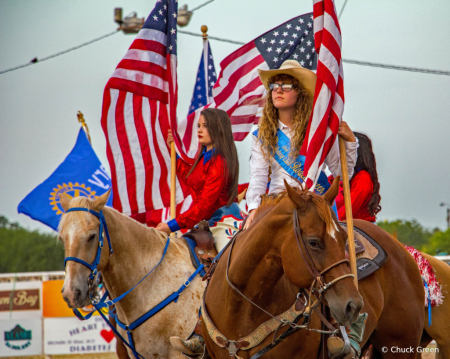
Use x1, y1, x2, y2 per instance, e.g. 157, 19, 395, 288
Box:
333, 132, 381, 223
155, 108, 241, 235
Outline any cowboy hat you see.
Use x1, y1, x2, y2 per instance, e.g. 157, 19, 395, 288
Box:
257, 59, 317, 96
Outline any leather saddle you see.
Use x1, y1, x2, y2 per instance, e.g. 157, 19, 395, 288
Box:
340, 223, 388, 281
182, 221, 218, 271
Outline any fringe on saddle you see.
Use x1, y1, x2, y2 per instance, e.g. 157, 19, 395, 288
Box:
404, 245, 444, 307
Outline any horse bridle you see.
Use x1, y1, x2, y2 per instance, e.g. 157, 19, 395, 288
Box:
225, 208, 354, 330
63, 207, 113, 302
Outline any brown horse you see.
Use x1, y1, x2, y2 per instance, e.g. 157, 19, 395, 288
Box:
416, 253, 450, 359
202, 179, 425, 359
58, 190, 205, 359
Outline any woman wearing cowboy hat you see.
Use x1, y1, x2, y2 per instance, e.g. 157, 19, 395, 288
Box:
244, 59, 359, 229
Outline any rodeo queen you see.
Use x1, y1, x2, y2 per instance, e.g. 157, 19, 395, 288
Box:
156, 108, 242, 235
171, 60, 367, 358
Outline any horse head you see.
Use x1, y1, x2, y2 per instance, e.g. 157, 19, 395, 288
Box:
280, 177, 363, 327
58, 190, 111, 308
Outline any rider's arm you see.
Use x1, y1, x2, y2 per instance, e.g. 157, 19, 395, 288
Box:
324, 137, 359, 179
246, 134, 270, 213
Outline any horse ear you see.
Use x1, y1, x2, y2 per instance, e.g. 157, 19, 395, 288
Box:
92, 189, 111, 211
285, 179, 304, 209
324, 175, 340, 204
58, 193, 71, 213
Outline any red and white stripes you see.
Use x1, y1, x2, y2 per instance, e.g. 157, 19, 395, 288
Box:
301, 0, 345, 189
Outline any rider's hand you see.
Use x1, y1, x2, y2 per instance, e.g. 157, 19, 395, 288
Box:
338, 121, 356, 143
243, 210, 256, 230
167, 129, 175, 147
156, 222, 171, 235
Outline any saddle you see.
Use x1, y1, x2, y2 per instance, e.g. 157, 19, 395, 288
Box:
340, 223, 388, 281
182, 221, 218, 272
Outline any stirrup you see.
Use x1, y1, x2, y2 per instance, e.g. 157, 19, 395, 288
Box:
328, 336, 353, 359
170, 335, 205, 356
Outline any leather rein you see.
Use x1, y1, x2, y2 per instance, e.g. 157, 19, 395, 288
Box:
205, 208, 355, 358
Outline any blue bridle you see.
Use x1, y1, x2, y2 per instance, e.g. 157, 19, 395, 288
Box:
64, 207, 113, 283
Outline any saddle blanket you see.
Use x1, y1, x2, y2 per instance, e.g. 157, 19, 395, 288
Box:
404, 245, 443, 307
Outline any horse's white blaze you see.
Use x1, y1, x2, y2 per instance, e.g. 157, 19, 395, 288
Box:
328, 219, 338, 241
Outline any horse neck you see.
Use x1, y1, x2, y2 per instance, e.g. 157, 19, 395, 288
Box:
210, 209, 297, 327
99, 208, 191, 313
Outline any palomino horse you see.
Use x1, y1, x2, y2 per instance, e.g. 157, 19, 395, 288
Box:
202, 179, 425, 359
58, 190, 205, 358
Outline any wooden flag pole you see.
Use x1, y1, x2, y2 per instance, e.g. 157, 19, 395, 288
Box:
170, 142, 176, 222
338, 135, 358, 289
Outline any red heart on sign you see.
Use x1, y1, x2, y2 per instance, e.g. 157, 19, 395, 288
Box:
100, 329, 115, 343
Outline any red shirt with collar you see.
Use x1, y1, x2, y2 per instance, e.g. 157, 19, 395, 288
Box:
331, 170, 377, 222
175, 154, 231, 230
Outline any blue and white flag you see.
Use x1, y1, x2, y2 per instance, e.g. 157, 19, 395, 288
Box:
188, 39, 217, 115
18, 129, 112, 231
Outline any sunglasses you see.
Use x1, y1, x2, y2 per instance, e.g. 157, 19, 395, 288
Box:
269, 83, 294, 92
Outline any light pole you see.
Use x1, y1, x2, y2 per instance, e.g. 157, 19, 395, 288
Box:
440, 202, 450, 229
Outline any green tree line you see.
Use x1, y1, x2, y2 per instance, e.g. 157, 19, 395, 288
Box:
0, 215, 64, 273
0, 215, 449, 273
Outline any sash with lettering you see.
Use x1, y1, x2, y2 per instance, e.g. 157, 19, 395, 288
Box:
253, 128, 330, 195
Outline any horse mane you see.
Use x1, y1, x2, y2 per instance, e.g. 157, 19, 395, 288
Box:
254, 186, 337, 237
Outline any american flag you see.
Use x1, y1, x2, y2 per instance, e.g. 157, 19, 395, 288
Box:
300, 0, 344, 189
188, 39, 217, 115
174, 13, 317, 161
101, 0, 193, 222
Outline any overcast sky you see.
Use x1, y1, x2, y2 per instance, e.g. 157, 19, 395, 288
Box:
1, 0, 449, 233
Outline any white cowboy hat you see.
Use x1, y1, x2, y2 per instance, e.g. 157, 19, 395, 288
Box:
257, 60, 317, 96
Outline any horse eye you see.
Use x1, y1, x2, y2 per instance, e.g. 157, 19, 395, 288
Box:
88, 233, 96, 242
309, 240, 320, 248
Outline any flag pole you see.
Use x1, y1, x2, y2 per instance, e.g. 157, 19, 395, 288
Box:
170, 143, 176, 221
338, 135, 358, 289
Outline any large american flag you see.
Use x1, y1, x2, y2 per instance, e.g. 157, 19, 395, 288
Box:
173, 13, 318, 162
300, 0, 344, 189
101, 0, 193, 221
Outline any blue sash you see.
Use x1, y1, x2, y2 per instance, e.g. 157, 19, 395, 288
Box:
253, 129, 330, 195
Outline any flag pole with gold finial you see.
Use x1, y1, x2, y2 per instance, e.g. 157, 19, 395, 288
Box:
77, 111, 92, 144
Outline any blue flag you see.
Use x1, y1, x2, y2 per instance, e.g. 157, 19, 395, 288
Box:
188, 39, 217, 115
18, 129, 113, 231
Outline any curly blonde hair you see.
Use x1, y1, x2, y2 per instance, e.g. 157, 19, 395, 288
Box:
258, 74, 313, 159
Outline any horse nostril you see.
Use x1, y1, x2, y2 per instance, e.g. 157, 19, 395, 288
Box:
74, 288, 82, 300
345, 301, 358, 321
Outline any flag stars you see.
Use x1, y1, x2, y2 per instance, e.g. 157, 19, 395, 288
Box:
306, 40, 312, 46
267, 47, 273, 52
153, 15, 158, 21
293, 53, 299, 59
300, 47, 305, 52
273, 31, 279, 36
170, 28, 176, 34
307, 22, 312, 28
292, 33, 298, 38
159, 10, 163, 15
273, 57, 279, 62
270, 39, 276, 44
172, 12, 177, 18
198, 94, 202, 99
306, 54, 310, 59
309, 61, 313, 66
295, 26, 301, 31
300, 60, 305, 66
208, 65, 212, 70
279, 39, 285, 45
164, 4, 167, 9
276, 48, 282, 53
210, 81, 215, 86
286, 24, 292, 29
164, 18, 167, 23
304, 30, 309, 35
289, 41, 294, 46
169, 45, 173, 50
197, 86, 202, 90
284, 48, 289, 53
282, 32, 288, 37
260, 38, 266, 43
299, 18, 304, 23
